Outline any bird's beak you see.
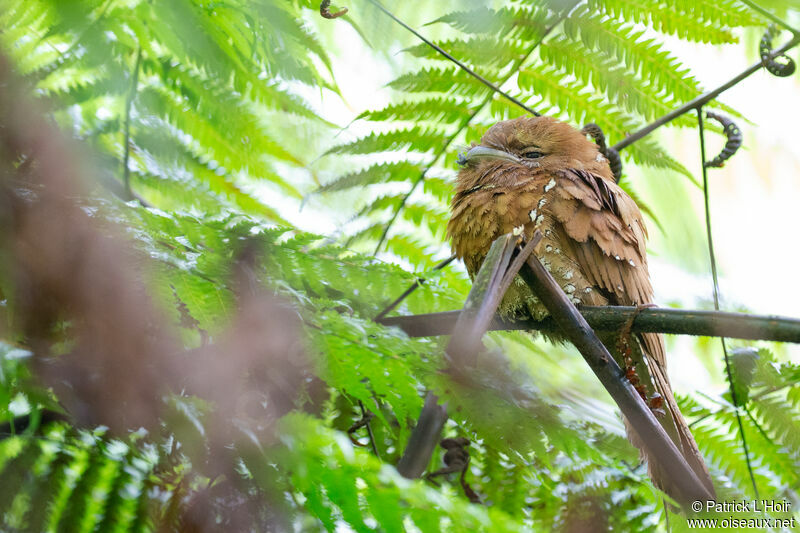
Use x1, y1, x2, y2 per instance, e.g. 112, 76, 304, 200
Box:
457, 145, 520, 166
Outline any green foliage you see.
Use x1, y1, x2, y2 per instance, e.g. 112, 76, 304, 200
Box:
320, 0, 762, 266
1, 0, 798, 532
0, 423, 159, 532
0, 0, 330, 218
272, 413, 531, 532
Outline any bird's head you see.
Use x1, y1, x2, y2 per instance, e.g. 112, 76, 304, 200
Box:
456, 116, 612, 184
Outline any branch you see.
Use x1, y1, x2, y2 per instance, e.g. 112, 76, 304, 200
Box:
374, 254, 455, 321
518, 235, 713, 505
611, 33, 800, 153
364, 0, 539, 117
397, 233, 537, 478
445, 234, 516, 366
377, 306, 800, 344
396, 391, 448, 478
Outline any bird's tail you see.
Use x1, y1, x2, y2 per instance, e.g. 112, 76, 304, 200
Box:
608, 331, 716, 503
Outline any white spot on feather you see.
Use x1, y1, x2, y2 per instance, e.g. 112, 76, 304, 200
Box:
614, 255, 621, 261
538, 197, 548, 208
512, 224, 525, 236
628, 259, 636, 267
564, 284, 575, 293
584, 287, 593, 293
545, 245, 553, 252
544, 178, 556, 192
534, 214, 544, 226
529, 209, 537, 221
595, 153, 606, 162
564, 271, 574, 280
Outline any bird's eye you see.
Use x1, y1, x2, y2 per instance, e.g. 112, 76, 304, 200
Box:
523, 151, 544, 159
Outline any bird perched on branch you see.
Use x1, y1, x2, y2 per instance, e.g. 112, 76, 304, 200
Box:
447, 116, 715, 501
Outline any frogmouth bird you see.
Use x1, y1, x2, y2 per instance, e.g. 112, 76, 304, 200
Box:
447, 116, 715, 501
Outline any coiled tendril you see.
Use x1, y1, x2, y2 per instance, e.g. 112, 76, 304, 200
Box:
320, 0, 348, 19
760, 25, 796, 77
704, 112, 743, 168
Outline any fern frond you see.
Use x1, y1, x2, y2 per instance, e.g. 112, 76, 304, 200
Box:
540, 36, 695, 123
388, 66, 495, 95
317, 161, 424, 193
563, 7, 706, 104
428, 4, 551, 41
359, 98, 472, 125
589, 0, 762, 44
326, 127, 449, 155
404, 37, 529, 68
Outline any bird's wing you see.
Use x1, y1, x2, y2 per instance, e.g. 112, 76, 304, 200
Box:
548, 168, 715, 496
548, 168, 653, 305
547, 168, 665, 364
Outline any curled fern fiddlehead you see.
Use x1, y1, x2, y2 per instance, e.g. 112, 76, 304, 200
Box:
760, 26, 795, 77
320, 0, 348, 19
581, 123, 623, 181
704, 111, 743, 168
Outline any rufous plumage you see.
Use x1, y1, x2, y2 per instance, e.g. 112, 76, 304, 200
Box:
447, 116, 715, 502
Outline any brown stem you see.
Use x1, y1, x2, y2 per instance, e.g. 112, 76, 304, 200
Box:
397, 234, 533, 478
611, 35, 800, 153
396, 391, 448, 478
445, 234, 516, 368
378, 306, 800, 344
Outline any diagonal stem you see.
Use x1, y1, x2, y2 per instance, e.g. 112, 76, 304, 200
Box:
364, 0, 540, 116
612, 34, 800, 153
374, 253, 456, 321
738, 0, 800, 35
372, 104, 485, 255
397, 233, 534, 478
518, 232, 713, 506
371, 7, 572, 254
359, 400, 381, 459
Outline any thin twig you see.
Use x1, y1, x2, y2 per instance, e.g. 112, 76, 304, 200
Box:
370, 7, 570, 254
372, 99, 485, 255
738, 0, 800, 35
374, 254, 456, 321
122, 46, 142, 200
377, 306, 800, 344
364, 0, 539, 116
697, 108, 759, 500
744, 408, 775, 446
358, 400, 381, 459
612, 34, 800, 153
